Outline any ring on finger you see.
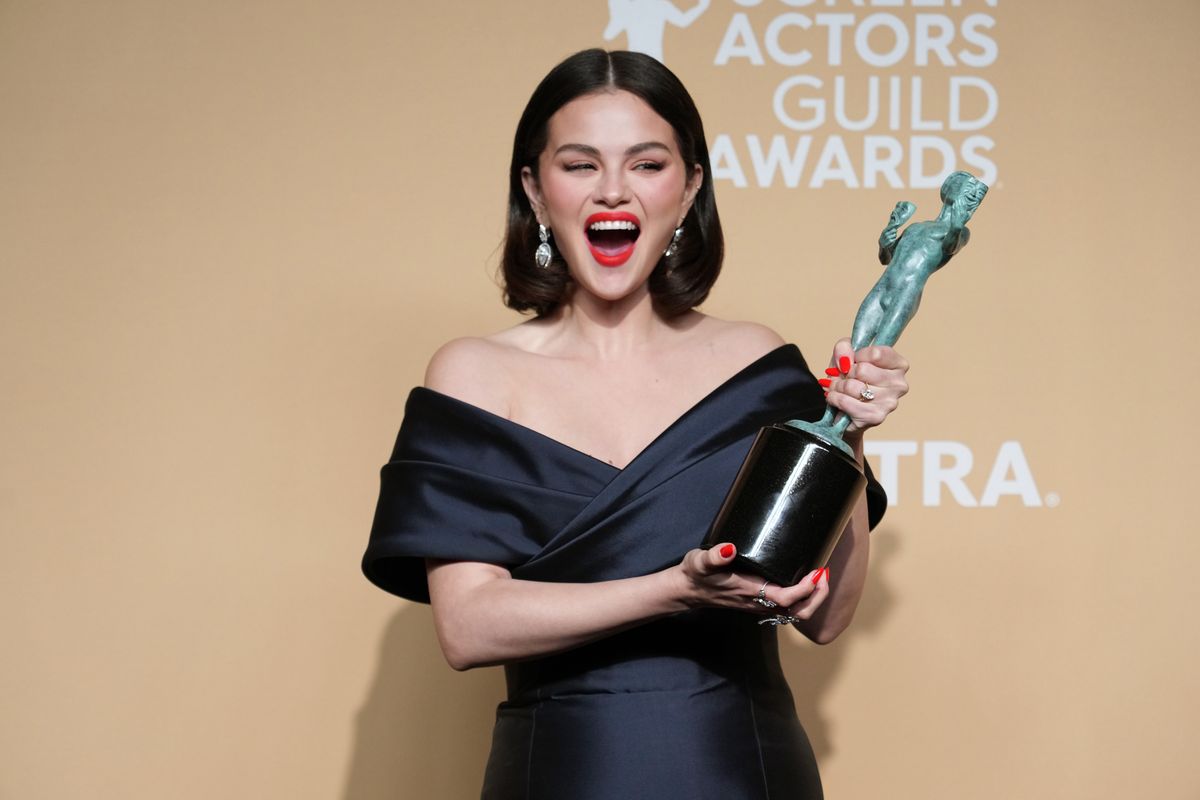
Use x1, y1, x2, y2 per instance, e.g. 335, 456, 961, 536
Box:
753, 580, 779, 609
859, 384, 876, 401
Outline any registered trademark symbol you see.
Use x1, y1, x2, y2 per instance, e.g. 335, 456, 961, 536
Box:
1044, 492, 1060, 508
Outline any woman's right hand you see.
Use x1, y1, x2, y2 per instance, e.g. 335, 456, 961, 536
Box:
673, 543, 830, 622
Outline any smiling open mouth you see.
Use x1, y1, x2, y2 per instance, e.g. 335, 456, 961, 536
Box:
585, 213, 641, 267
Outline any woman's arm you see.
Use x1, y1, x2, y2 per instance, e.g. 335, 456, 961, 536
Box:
427, 559, 679, 671
427, 549, 827, 670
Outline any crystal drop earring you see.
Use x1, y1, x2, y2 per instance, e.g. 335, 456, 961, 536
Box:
535, 224, 553, 269
663, 226, 684, 258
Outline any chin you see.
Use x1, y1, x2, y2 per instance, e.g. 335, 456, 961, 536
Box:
585, 262, 658, 297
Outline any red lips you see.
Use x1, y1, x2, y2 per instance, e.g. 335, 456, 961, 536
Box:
585, 211, 641, 267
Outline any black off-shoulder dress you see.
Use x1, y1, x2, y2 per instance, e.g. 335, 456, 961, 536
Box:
363, 344, 885, 799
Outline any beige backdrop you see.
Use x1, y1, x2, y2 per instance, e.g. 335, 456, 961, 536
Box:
3, 1, 1199, 798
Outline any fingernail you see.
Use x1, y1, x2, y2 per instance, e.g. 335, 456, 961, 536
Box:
719, 544, 734, 558
839, 356, 851, 373
810, 569, 822, 585
821, 567, 831, 584
824, 367, 839, 376
818, 378, 832, 388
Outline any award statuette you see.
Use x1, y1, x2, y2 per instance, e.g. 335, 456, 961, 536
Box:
703, 171, 989, 586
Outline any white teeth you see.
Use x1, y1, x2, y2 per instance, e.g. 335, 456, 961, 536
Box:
588, 220, 639, 231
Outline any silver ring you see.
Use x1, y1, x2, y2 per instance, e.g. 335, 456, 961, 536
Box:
859, 385, 876, 401
753, 580, 778, 609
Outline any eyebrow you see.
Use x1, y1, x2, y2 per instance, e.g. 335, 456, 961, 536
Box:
552, 141, 672, 158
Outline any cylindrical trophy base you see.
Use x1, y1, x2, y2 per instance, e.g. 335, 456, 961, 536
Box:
704, 424, 866, 586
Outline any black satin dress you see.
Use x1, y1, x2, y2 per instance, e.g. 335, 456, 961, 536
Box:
363, 344, 885, 799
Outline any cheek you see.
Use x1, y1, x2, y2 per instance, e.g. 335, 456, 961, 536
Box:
539, 175, 586, 215
640, 179, 689, 218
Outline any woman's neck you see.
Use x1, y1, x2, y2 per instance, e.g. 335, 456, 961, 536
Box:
548, 286, 687, 361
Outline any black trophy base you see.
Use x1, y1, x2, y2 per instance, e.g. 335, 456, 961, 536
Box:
703, 423, 866, 586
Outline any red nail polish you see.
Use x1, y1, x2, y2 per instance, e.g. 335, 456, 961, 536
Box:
818, 378, 832, 388
824, 367, 839, 376
719, 544, 734, 558
838, 356, 851, 373
811, 569, 821, 585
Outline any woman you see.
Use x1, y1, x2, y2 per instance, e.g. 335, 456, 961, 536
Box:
364, 49, 908, 798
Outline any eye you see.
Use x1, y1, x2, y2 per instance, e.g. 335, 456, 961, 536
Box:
633, 161, 664, 172
565, 162, 596, 172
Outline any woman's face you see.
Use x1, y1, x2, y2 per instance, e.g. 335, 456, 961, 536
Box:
522, 90, 702, 307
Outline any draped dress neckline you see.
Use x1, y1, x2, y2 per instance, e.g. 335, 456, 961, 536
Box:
362, 341, 884, 603
414, 342, 801, 474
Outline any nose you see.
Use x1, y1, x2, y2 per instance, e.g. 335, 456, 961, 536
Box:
594, 168, 630, 207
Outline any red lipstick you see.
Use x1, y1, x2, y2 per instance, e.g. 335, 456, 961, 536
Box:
585, 211, 641, 268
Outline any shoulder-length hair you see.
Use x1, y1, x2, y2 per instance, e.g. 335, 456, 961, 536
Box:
500, 49, 724, 318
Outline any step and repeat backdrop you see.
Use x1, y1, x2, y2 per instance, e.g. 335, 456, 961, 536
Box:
3, 1, 1198, 798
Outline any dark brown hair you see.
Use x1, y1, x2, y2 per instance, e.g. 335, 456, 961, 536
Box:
500, 49, 724, 318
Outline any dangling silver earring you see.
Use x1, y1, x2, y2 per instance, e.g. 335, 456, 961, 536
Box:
535, 224, 553, 269
663, 226, 684, 258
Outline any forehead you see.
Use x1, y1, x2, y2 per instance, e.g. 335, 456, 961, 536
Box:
544, 90, 678, 153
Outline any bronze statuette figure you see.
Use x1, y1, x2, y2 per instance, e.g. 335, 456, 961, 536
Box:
704, 171, 989, 586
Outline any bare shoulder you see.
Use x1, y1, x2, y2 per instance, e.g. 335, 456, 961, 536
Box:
692, 317, 787, 367
716, 319, 787, 352
423, 337, 514, 417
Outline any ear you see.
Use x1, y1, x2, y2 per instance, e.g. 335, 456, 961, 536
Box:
678, 162, 703, 225
521, 166, 545, 225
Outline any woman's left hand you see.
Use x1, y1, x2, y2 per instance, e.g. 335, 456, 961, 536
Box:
820, 338, 909, 435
